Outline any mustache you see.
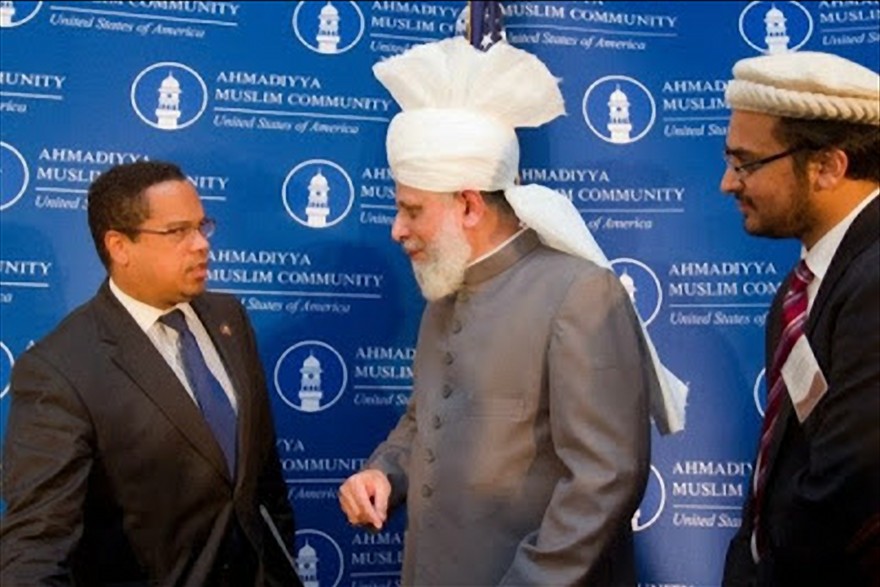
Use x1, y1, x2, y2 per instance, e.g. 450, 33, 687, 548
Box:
401, 240, 422, 254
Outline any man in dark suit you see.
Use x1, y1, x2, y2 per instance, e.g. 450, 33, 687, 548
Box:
720, 52, 879, 586
0, 161, 303, 586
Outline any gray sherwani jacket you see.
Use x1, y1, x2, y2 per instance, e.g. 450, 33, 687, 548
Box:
368, 230, 655, 586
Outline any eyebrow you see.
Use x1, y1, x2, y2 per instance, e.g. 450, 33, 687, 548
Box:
724, 146, 762, 162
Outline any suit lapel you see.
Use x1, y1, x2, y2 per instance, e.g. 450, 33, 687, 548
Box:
94, 284, 231, 481
191, 296, 254, 487
764, 198, 879, 481
807, 197, 879, 335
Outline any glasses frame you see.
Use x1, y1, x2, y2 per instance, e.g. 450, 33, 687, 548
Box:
723, 146, 805, 181
126, 217, 216, 242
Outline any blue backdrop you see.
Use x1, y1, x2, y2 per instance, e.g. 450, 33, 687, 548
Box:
1, 2, 878, 586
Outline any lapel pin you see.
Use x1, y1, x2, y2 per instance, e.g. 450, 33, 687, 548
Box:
220, 323, 232, 337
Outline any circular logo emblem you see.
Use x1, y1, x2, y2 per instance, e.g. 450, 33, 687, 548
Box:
0, 1, 42, 28
632, 464, 666, 532
455, 6, 469, 37
274, 340, 348, 413
130, 62, 208, 131
1, 341, 15, 399
583, 75, 656, 145
292, 1, 364, 55
294, 529, 345, 587
282, 159, 355, 229
739, 1, 813, 55
1, 142, 30, 211
610, 257, 663, 326
753, 367, 767, 417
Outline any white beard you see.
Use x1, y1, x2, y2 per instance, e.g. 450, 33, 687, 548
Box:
410, 210, 471, 301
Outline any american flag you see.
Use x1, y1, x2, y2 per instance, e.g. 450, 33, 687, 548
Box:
467, 1, 506, 50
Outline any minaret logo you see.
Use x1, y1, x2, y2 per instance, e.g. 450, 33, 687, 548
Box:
294, 529, 344, 587
291, 1, 364, 55
282, 159, 355, 229
0, 141, 30, 212
583, 76, 656, 145
632, 464, 667, 532
130, 62, 208, 131
274, 341, 348, 414
0, 1, 42, 28
610, 258, 663, 327
739, 2, 813, 55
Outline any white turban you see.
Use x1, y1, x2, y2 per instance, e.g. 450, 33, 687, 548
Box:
373, 37, 687, 434
726, 51, 880, 125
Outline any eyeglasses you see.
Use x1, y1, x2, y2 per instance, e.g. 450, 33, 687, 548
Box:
127, 217, 216, 243
723, 147, 804, 181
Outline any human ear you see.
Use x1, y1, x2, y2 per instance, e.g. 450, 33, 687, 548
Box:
459, 189, 486, 229
105, 230, 131, 267
814, 148, 848, 190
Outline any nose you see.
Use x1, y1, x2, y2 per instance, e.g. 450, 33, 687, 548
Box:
391, 212, 407, 243
190, 229, 210, 252
719, 166, 741, 195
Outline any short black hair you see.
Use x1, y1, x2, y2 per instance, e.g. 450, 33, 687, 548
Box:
87, 161, 187, 268
775, 118, 880, 182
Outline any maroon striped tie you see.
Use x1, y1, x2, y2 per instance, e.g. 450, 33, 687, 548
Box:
751, 259, 814, 560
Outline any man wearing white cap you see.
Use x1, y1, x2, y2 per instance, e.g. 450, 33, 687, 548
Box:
721, 51, 879, 587
339, 37, 686, 586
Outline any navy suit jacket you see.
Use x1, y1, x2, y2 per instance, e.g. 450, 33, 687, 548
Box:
723, 197, 880, 586
1, 283, 303, 587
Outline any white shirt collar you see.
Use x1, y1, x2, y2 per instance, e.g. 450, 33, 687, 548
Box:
802, 187, 879, 280
468, 227, 529, 267
108, 278, 194, 332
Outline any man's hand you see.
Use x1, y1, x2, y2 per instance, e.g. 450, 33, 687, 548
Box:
339, 469, 391, 530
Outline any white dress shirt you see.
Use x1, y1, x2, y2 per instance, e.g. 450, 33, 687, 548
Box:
109, 279, 238, 412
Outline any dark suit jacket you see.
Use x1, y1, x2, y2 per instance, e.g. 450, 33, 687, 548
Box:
724, 197, 880, 587
0, 283, 303, 587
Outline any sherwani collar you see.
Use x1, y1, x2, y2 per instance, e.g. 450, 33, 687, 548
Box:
463, 229, 541, 288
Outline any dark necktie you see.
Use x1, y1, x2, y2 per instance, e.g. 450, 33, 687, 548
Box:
160, 309, 237, 476
752, 259, 814, 559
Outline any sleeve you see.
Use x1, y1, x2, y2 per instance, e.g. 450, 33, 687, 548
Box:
722, 495, 757, 587
237, 304, 301, 587
771, 258, 880, 582
499, 268, 652, 586
0, 350, 94, 586
364, 377, 416, 509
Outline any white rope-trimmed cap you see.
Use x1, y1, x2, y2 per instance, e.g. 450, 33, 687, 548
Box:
726, 51, 880, 125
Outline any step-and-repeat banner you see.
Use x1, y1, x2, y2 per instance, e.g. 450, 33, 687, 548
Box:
1, 2, 877, 585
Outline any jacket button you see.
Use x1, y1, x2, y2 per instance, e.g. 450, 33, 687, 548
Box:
426, 448, 435, 463
452, 320, 462, 333
444, 352, 454, 365
432, 415, 442, 429
442, 384, 453, 398
421, 485, 433, 498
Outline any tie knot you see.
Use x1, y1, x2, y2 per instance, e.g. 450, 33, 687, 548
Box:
159, 309, 188, 334
791, 260, 815, 292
